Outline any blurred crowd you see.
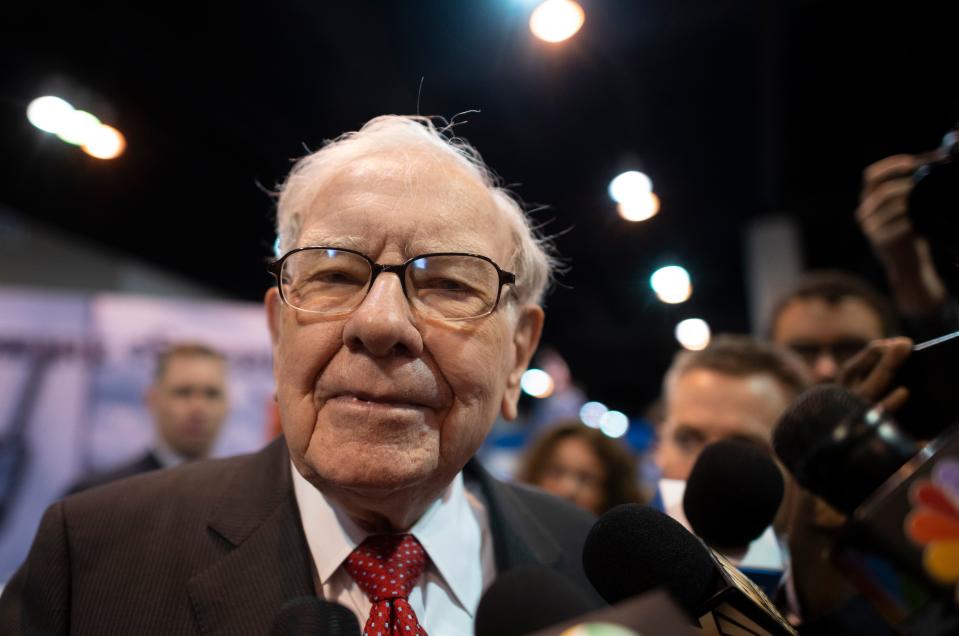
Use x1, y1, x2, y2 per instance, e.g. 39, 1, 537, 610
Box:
510, 148, 958, 632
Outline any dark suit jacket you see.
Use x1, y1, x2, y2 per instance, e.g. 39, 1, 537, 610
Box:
0, 438, 601, 634
66, 451, 164, 495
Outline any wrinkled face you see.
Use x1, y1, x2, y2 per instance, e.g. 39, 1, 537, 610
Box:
536, 436, 607, 515
773, 297, 884, 383
149, 355, 228, 459
266, 148, 543, 498
655, 369, 791, 481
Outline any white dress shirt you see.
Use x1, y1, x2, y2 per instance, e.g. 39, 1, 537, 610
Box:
291, 463, 496, 635
152, 436, 190, 468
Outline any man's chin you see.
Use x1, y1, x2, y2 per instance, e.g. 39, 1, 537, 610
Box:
302, 454, 437, 497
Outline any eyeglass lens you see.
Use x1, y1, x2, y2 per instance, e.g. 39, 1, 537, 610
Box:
280, 248, 502, 319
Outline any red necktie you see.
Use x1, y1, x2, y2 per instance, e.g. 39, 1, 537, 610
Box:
345, 534, 429, 636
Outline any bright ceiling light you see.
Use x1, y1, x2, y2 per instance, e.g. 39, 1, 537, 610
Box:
650, 265, 692, 304
599, 410, 630, 438
608, 170, 653, 204
617, 192, 660, 222
56, 110, 102, 146
579, 401, 608, 429
675, 318, 712, 351
82, 124, 127, 160
521, 368, 555, 398
529, 0, 585, 43
26, 96, 76, 134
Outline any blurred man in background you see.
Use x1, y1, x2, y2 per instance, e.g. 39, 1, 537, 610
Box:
654, 334, 810, 481
68, 342, 229, 493
771, 150, 957, 387
769, 271, 895, 384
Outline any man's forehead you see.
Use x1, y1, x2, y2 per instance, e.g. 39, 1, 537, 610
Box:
323, 148, 487, 196
294, 149, 512, 260
295, 228, 504, 260
775, 296, 884, 341
669, 370, 789, 422
159, 355, 225, 382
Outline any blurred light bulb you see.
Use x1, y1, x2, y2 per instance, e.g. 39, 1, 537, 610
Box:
599, 410, 629, 438
617, 192, 660, 222
675, 318, 711, 351
26, 96, 76, 134
579, 401, 608, 429
82, 124, 126, 159
56, 110, 101, 146
608, 171, 653, 204
650, 265, 692, 304
529, 0, 585, 43
521, 368, 555, 398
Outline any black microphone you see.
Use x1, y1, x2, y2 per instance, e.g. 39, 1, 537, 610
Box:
683, 439, 786, 597
773, 384, 959, 633
582, 504, 796, 635
270, 597, 360, 636
683, 439, 785, 552
774, 385, 918, 515
474, 565, 596, 636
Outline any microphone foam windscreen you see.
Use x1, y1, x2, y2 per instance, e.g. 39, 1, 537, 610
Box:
773, 384, 866, 475
582, 504, 719, 614
270, 597, 360, 636
474, 565, 595, 636
682, 439, 785, 550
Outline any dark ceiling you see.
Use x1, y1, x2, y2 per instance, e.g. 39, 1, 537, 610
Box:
1, 0, 957, 414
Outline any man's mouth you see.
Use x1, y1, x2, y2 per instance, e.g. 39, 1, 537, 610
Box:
329, 391, 431, 410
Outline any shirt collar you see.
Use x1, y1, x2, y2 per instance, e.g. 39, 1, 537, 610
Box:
152, 436, 190, 468
409, 469, 484, 616
290, 462, 484, 615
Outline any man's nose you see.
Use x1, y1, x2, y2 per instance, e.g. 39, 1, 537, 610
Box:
342, 272, 424, 358
813, 352, 839, 382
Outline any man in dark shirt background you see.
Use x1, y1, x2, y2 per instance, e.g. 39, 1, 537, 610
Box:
69, 342, 229, 493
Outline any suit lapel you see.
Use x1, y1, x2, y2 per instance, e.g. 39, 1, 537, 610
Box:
465, 458, 563, 572
187, 439, 314, 635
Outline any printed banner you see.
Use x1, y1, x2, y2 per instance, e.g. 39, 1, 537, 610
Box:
0, 287, 275, 582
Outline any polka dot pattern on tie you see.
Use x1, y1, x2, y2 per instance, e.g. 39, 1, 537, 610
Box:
345, 533, 429, 636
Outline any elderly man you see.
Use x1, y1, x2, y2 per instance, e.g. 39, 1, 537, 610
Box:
0, 116, 599, 634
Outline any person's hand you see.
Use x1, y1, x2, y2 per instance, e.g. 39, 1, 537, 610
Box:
856, 155, 947, 316
836, 336, 913, 412
857, 154, 923, 261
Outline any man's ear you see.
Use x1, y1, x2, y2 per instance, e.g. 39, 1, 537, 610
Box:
501, 305, 545, 421
265, 287, 282, 345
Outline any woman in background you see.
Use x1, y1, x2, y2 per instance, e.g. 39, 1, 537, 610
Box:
517, 421, 646, 515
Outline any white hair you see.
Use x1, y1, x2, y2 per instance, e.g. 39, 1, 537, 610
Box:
274, 115, 558, 306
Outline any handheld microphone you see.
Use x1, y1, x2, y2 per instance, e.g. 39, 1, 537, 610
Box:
475, 565, 699, 636
582, 504, 796, 635
683, 439, 785, 552
474, 565, 596, 636
774, 384, 959, 631
270, 597, 360, 636
682, 439, 787, 596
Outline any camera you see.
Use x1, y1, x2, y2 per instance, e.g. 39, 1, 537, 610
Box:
910, 124, 959, 254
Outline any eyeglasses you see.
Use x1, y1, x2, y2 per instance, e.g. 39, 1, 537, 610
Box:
268, 246, 517, 321
787, 339, 870, 367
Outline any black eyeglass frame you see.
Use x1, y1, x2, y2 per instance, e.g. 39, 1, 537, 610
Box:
268, 245, 517, 321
